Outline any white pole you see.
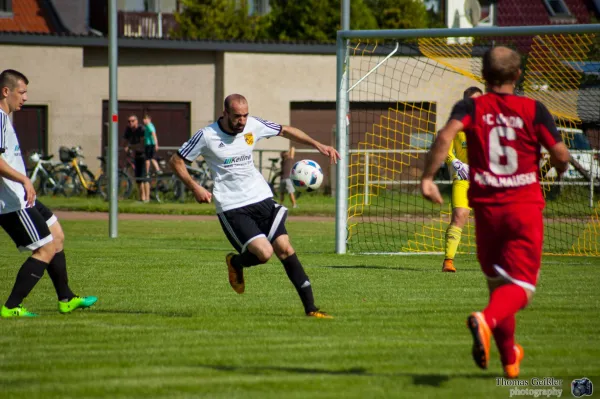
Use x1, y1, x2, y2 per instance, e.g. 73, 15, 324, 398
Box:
364, 153, 370, 205
108, 0, 119, 238
335, 0, 350, 254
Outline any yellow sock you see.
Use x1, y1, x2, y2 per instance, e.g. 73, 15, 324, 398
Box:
444, 225, 463, 260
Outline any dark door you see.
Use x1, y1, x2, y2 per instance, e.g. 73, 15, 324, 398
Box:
101, 101, 191, 165
13, 105, 48, 163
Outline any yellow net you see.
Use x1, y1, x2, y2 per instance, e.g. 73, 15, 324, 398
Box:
345, 34, 600, 255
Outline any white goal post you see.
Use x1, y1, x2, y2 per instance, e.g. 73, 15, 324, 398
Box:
335, 23, 600, 255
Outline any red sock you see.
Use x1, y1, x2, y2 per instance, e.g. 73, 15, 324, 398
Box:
483, 284, 528, 329
493, 314, 516, 365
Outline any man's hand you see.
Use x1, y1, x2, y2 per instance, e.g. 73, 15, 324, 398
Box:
421, 178, 443, 204
451, 159, 470, 180
22, 178, 36, 207
315, 143, 341, 164
192, 185, 212, 204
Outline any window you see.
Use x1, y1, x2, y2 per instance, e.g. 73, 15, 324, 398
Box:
544, 0, 571, 16
0, 0, 12, 14
478, 1, 495, 26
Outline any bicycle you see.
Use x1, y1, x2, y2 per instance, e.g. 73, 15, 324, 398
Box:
58, 146, 133, 200
152, 155, 212, 203
265, 157, 282, 195
26, 152, 64, 196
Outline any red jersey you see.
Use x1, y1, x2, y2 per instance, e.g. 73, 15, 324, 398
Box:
450, 92, 562, 206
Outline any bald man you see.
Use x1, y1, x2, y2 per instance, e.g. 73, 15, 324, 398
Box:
170, 94, 340, 318
421, 47, 570, 378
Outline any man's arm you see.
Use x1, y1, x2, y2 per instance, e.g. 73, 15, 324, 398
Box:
548, 142, 570, 175
280, 126, 340, 164
0, 157, 35, 206
169, 154, 211, 203
152, 132, 159, 149
421, 120, 464, 204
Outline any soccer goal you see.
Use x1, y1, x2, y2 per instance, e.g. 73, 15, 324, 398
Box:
334, 24, 600, 255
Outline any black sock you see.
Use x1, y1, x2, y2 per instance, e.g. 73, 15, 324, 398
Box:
47, 250, 75, 301
232, 251, 263, 269
5, 257, 49, 309
281, 253, 317, 313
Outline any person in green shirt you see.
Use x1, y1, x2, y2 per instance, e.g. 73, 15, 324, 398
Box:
142, 114, 162, 176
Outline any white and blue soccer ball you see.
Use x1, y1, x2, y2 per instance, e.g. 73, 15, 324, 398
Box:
290, 159, 324, 192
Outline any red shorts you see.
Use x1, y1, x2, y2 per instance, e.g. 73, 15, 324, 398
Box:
474, 203, 544, 291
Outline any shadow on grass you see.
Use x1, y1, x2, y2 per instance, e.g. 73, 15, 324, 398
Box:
198, 364, 493, 386
92, 309, 194, 318
324, 265, 428, 272
323, 265, 481, 273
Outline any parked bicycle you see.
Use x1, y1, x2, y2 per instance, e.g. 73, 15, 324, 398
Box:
152, 155, 213, 203
26, 152, 64, 196
58, 146, 133, 200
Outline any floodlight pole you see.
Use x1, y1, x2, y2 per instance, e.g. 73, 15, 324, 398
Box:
335, 0, 350, 254
108, 0, 119, 238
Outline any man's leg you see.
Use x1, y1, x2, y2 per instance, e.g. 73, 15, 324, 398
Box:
290, 193, 297, 208
272, 235, 330, 317
443, 207, 469, 272
35, 202, 97, 312
443, 180, 470, 272
46, 220, 75, 301
0, 208, 56, 317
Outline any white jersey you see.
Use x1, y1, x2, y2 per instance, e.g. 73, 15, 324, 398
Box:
0, 109, 27, 214
178, 116, 282, 212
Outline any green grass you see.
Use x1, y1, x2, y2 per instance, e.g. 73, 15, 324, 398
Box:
0, 219, 599, 398
37, 195, 337, 217
38, 187, 599, 219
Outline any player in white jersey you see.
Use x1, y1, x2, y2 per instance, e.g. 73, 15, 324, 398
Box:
0, 69, 97, 318
171, 94, 340, 318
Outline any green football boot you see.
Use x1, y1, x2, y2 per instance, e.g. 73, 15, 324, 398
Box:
1, 304, 38, 318
58, 296, 98, 314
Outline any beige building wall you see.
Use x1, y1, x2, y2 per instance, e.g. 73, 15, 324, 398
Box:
0, 44, 216, 170
223, 52, 337, 152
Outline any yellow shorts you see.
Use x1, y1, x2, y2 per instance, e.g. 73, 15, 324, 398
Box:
452, 180, 470, 210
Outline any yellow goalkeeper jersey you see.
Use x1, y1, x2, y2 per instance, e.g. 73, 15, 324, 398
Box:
446, 131, 468, 178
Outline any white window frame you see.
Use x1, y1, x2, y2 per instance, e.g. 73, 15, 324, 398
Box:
477, 2, 495, 27
543, 0, 571, 16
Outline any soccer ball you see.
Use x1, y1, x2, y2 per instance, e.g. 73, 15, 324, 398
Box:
290, 159, 324, 192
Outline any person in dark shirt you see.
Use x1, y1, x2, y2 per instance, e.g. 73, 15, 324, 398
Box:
279, 146, 297, 208
123, 114, 150, 202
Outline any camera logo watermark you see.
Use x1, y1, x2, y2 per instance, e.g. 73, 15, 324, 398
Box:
571, 378, 593, 397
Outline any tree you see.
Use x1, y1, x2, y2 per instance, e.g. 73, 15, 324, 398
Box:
365, 0, 429, 30
172, 0, 269, 41
267, 0, 378, 42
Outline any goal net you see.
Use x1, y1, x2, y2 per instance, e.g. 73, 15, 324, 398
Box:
337, 25, 600, 255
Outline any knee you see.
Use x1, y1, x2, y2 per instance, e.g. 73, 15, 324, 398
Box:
34, 241, 56, 263
53, 228, 65, 249
276, 244, 295, 260
254, 245, 273, 264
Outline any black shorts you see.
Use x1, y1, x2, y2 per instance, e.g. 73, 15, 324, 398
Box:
218, 198, 288, 253
144, 145, 155, 161
0, 202, 56, 252
134, 156, 148, 181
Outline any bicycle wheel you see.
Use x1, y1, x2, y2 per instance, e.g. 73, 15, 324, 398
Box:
77, 168, 97, 196
97, 171, 133, 200
153, 175, 179, 203
54, 168, 77, 197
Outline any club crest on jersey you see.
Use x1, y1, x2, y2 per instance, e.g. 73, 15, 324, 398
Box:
244, 133, 254, 145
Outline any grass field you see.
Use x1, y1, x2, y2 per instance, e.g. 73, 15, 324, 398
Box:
0, 218, 599, 398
